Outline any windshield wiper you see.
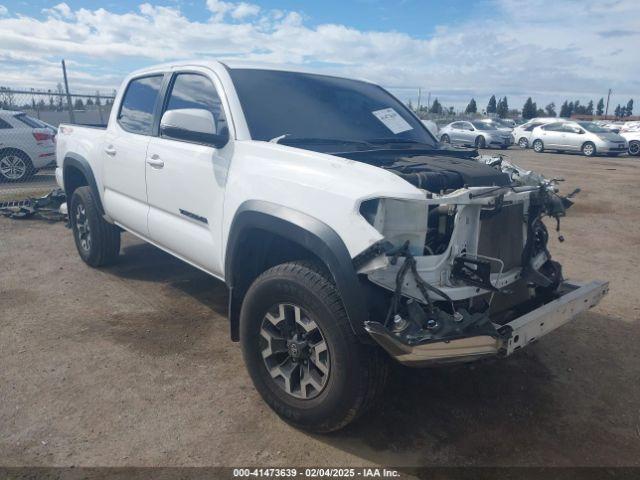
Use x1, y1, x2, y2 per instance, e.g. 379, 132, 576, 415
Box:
365, 138, 431, 146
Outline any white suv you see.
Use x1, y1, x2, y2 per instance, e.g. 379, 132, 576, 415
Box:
0, 110, 56, 182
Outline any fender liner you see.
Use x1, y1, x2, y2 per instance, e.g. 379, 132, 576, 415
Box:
63, 154, 104, 215
225, 200, 369, 341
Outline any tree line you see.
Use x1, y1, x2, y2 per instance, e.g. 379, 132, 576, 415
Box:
418, 94, 635, 120
0, 83, 116, 111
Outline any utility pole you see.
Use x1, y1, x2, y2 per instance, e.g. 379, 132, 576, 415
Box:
417, 88, 422, 112
426, 92, 431, 112
61, 59, 76, 124
605, 88, 612, 118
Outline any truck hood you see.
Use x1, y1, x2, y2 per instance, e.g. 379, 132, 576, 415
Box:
335, 147, 510, 193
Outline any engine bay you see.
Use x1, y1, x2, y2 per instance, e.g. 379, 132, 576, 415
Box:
348, 149, 582, 365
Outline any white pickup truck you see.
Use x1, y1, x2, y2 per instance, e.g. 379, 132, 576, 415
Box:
56, 60, 608, 432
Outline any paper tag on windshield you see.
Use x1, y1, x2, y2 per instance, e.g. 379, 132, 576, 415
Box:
372, 108, 413, 134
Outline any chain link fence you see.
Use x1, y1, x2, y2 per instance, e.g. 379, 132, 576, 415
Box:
0, 88, 115, 207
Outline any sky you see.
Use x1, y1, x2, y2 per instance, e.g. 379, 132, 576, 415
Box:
0, 0, 638, 112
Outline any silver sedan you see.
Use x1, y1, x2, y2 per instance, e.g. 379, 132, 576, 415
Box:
530, 121, 628, 157
439, 120, 513, 149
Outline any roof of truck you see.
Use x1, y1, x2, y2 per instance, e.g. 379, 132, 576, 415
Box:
127, 60, 376, 85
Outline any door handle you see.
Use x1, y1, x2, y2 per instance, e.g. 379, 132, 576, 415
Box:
104, 146, 116, 156
147, 155, 164, 169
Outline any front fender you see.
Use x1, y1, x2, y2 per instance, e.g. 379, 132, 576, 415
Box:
225, 200, 369, 341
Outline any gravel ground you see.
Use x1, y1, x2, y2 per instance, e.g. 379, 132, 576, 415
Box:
1, 149, 639, 469
0, 169, 57, 201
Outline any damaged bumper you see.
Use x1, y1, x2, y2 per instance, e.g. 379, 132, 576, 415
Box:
364, 280, 608, 366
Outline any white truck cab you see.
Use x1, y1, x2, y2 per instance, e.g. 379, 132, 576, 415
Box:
56, 60, 607, 432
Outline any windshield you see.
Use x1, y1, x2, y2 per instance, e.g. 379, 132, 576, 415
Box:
472, 121, 497, 131
494, 119, 512, 127
577, 121, 609, 133
229, 68, 437, 151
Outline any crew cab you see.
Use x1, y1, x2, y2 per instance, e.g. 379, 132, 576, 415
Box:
56, 61, 607, 432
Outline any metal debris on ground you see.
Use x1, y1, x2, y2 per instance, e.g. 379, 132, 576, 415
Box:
0, 188, 67, 221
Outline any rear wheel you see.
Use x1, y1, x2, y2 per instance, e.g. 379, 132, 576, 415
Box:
582, 142, 596, 157
532, 139, 544, 153
440, 134, 450, 144
69, 186, 121, 267
240, 261, 388, 433
475, 136, 486, 149
518, 137, 529, 149
628, 141, 640, 156
0, 149, 35, 182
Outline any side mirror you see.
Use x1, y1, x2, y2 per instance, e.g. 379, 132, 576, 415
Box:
160, 108, 229, 148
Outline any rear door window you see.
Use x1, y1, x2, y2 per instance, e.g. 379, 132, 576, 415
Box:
0, 118, 12, 129
15, 114, 42, 128
118, 75, 164, 135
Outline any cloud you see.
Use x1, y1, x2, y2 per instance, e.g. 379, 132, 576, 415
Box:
230, 2, 260, 20
0, 5, 7, 16
42, 2, 74, 19
0, 0, 638, 109
206, 0, 259, 21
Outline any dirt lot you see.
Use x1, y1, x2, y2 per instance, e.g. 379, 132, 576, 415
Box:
1, 149, 639, 468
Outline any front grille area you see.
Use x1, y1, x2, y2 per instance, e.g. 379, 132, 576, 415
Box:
477, 203, 524, 272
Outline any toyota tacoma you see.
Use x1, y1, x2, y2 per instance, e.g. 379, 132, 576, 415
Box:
55, 61, 608, 432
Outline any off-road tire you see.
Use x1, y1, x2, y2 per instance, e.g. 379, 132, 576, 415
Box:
69, 186, 121, 267
240, 261, 389, 433
582, 142, 596, 157
533, 139, 544, 153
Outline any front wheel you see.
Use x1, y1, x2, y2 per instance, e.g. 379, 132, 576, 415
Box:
475, 136, 486, 149
628, 141, 640, 156
582, 142, 596, 157
518, 137, 529, 149
440, 134, 450, 144
240, 261, 388, 433
532, 139, 544, 153
69, 186, 121, 267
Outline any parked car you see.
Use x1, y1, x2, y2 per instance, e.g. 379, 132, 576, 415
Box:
0, 110, 56, 182
599, 121, 625, 134
439, 120, 513, 149
620, 130, 640, 156
56, 61, 606, 432
478, 118, 515, 132
619, 121, 640, 133
531, 121, 627, 157
512, 119, 557, 149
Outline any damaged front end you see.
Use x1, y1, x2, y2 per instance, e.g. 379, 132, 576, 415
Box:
355, 153, 608, 366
